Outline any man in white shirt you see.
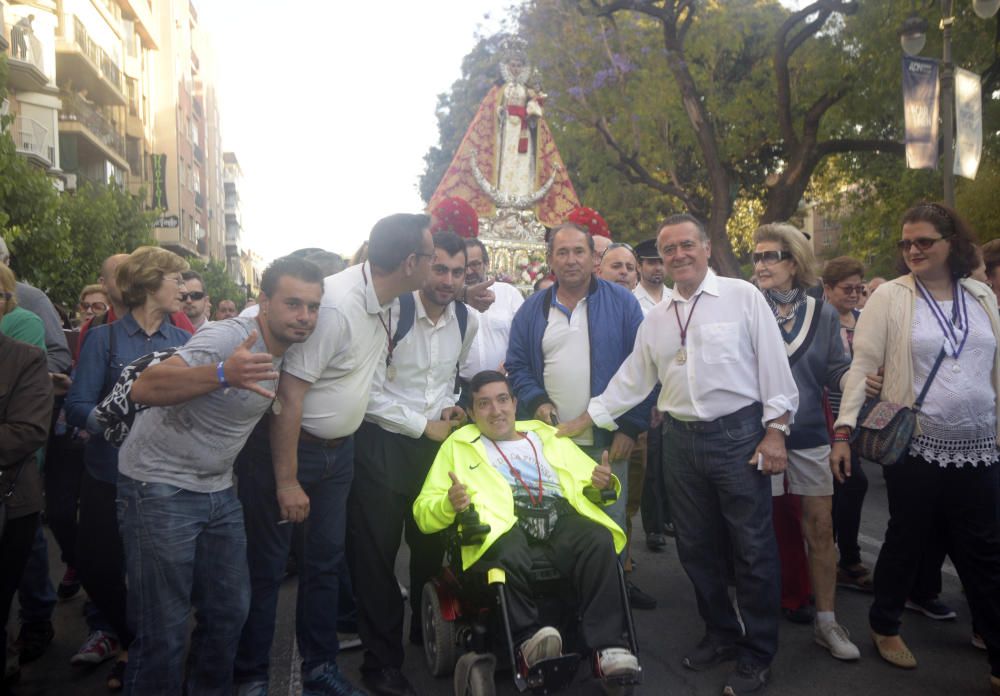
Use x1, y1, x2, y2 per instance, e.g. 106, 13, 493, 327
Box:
349, 230, 478, 696
180, 271, 212, 331
557, 214, 798, 696
459, 238, 524, 387
232, 214, 434, 696
632, 238, 668, 315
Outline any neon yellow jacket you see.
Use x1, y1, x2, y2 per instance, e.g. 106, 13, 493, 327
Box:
413, 420, 625, 570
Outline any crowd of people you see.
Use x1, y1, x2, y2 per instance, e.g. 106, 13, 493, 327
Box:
0, 197, 999, 696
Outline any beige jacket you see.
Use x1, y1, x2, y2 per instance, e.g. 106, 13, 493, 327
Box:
834, 274, 1000, 435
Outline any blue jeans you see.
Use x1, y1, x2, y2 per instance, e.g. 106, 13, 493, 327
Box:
234, 425, 355, 684
17, 526, 56, 624
116, 476, 249, 696
663, 404, 780, 666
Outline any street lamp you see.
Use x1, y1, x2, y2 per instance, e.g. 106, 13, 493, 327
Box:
900, 1, 999, 206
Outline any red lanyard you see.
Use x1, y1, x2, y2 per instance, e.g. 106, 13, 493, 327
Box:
485, 434, 544, 505
673, 292, 702, 350
362, 263, 395, 367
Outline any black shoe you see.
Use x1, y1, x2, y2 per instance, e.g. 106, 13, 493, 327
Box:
905, 597, 957, 620
646, 532, 667, 551
626, 581, 657, 610
15, 621, 54, 664
723, 661, 770, 695
361, 667, 418, 696
782, 604, 815, 625
682, 636, 737, 671
408, 618, 423, 646
57, 566, 81, 600
663, 521, 677, 537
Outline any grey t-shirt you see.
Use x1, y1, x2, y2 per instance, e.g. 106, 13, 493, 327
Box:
117, 317, 280, 492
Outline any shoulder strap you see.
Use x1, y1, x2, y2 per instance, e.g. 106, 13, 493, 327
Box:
913, 347, 947, 413
393, 292, 416, 346
455, 300, 468, 341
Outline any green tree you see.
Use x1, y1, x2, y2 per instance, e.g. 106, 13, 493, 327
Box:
187, 258, 246, 309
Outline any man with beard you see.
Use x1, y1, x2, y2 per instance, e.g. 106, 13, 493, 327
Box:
633, 238, 668, 314
180, 271, 212, 331
117, 256, 325, 695
459, 237, 524, 387
349, 230, 478, 696
215, 299, 238, 321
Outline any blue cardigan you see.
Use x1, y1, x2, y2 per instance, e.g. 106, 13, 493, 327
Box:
505, 276, 653, 444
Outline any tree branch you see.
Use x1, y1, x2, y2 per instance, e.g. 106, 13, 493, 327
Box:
594, 116, 693, 206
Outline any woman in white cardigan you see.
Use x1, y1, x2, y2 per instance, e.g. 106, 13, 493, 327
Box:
831, 203, 1000, 693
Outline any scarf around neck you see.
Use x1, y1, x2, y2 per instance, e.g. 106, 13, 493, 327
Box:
764, 287, 805, 324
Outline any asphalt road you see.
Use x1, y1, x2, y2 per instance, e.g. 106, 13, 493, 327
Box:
9, 459, 995, 695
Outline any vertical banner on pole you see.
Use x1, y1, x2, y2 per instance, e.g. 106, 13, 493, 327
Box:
902, 56, 940, 170
954, 68, 982, 180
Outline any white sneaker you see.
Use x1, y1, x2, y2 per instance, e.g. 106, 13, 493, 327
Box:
70, 630, 120, 665
597, 647, 639, 678
814, 621, 861, 661
520, 626, 562, 668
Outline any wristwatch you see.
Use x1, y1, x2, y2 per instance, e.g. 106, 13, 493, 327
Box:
766, 422, 791, 437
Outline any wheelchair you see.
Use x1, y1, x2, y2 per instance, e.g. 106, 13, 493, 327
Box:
420, 491, 643, 696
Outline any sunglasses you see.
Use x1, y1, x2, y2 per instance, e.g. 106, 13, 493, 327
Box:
752, 250, 791, 266
0, 292, 12, 301
836, 284, 867, 297
897, 236, 950, 252
181, 291, 206, 302
80, 301, 108, 311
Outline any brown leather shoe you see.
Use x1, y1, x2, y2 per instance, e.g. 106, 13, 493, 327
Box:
871, 631, 917, 669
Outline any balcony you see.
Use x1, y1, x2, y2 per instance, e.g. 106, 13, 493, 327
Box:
12, 116, 55, 169
194, 191, 205, 210
155, 228, 198, 257
3, 17, 51, 91
193, 144, 204, 164
56, 16, 126, 106
59, 93, 129, 171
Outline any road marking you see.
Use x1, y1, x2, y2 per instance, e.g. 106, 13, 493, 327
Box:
858, 533, 957, 578
289, 639, 301, 696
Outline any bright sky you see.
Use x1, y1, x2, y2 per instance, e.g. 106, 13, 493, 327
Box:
200, 1, 511, 264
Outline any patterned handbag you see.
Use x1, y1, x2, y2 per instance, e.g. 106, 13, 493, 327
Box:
853, 348, 946, 467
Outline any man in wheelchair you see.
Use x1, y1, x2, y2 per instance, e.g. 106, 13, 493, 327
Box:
413, 370, 640, 685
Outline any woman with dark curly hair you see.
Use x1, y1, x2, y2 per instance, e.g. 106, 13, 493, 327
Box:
832, 203, 1000, 692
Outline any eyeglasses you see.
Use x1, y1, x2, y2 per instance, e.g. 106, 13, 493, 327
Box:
79, 301, 108, 312
752, 250, 791, 266
0, 292, 12, 302
180, 291, 206, 302
836, 284, 867, 297
602, 242, 635, 258
163, 276, 186, 286
897, 236, 950, 252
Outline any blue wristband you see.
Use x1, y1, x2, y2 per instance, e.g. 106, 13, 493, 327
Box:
216, 361, 229, 388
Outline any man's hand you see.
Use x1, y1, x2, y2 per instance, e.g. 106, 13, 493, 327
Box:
865, 368, 884, 400
440, 406, 467, 427
223, 331, 280, 398
535, 403, 559, 426
277, 483, 310, 523
749, 430, 788, 475
591, 450, 613, 490
650, 407, 664, 429
50, 372, 72, 397
609, 431, 635, 461
556, 411, 591, 438
425, 419, 459, 442
448, 471, 470, 513
830, 440, 852, 484
464, 278, 496, 313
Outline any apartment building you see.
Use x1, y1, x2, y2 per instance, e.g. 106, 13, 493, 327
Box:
223, 150, 242, 282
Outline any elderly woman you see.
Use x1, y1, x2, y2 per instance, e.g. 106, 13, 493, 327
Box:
831, 203, 1000, 690
821, 257, 872, 592
752, 223, 860, 661
65, 246, 191, 689
78, 283, 110, 325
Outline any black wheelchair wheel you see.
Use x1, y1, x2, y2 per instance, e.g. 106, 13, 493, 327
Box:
466, 659, 495, 696
422, 581, 458, 676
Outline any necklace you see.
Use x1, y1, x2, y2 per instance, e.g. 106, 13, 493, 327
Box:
362, 264, 397, 380
672, 293, 702, 364
485, 434, 544, 505
914, 277, 968, 373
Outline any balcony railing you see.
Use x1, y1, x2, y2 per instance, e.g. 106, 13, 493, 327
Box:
0, 5, 9, 51
4, 16, 47, 76
13, 116, 54, 168
60, 92, 126, 159
195, 191, 205, 210
193, 144, 204, 164
72, 16, 124, 93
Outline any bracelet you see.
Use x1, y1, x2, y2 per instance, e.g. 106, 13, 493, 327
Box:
277, 483, 301, 492
216, 361, 229, 388
833, 434, 850, 442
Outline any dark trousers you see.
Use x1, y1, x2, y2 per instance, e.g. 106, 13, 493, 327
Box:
234, 423, 355, 683
640, 423, 671, 535
832, 450, 868, 568
348, 422, 445, 672
663, 404, 780, 667
77, 471, 133, 646
870, 454, 1000, 674
472, 511, 625, 650
16, 526, 55, 624
1, 513, 40, 632
44, 433, 85, 568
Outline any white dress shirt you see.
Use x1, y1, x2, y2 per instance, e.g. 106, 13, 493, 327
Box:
633, 283, 669, 316
366, 293, 478, 438
460, 281, 524, 379
589, 270, 798, 428
282, 262, 392, 439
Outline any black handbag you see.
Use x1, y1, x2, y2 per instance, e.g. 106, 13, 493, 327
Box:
853, 348, 946, 467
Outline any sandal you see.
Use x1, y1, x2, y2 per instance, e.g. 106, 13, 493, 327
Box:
106, 659, 127, 692
837, 563, 873, 592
